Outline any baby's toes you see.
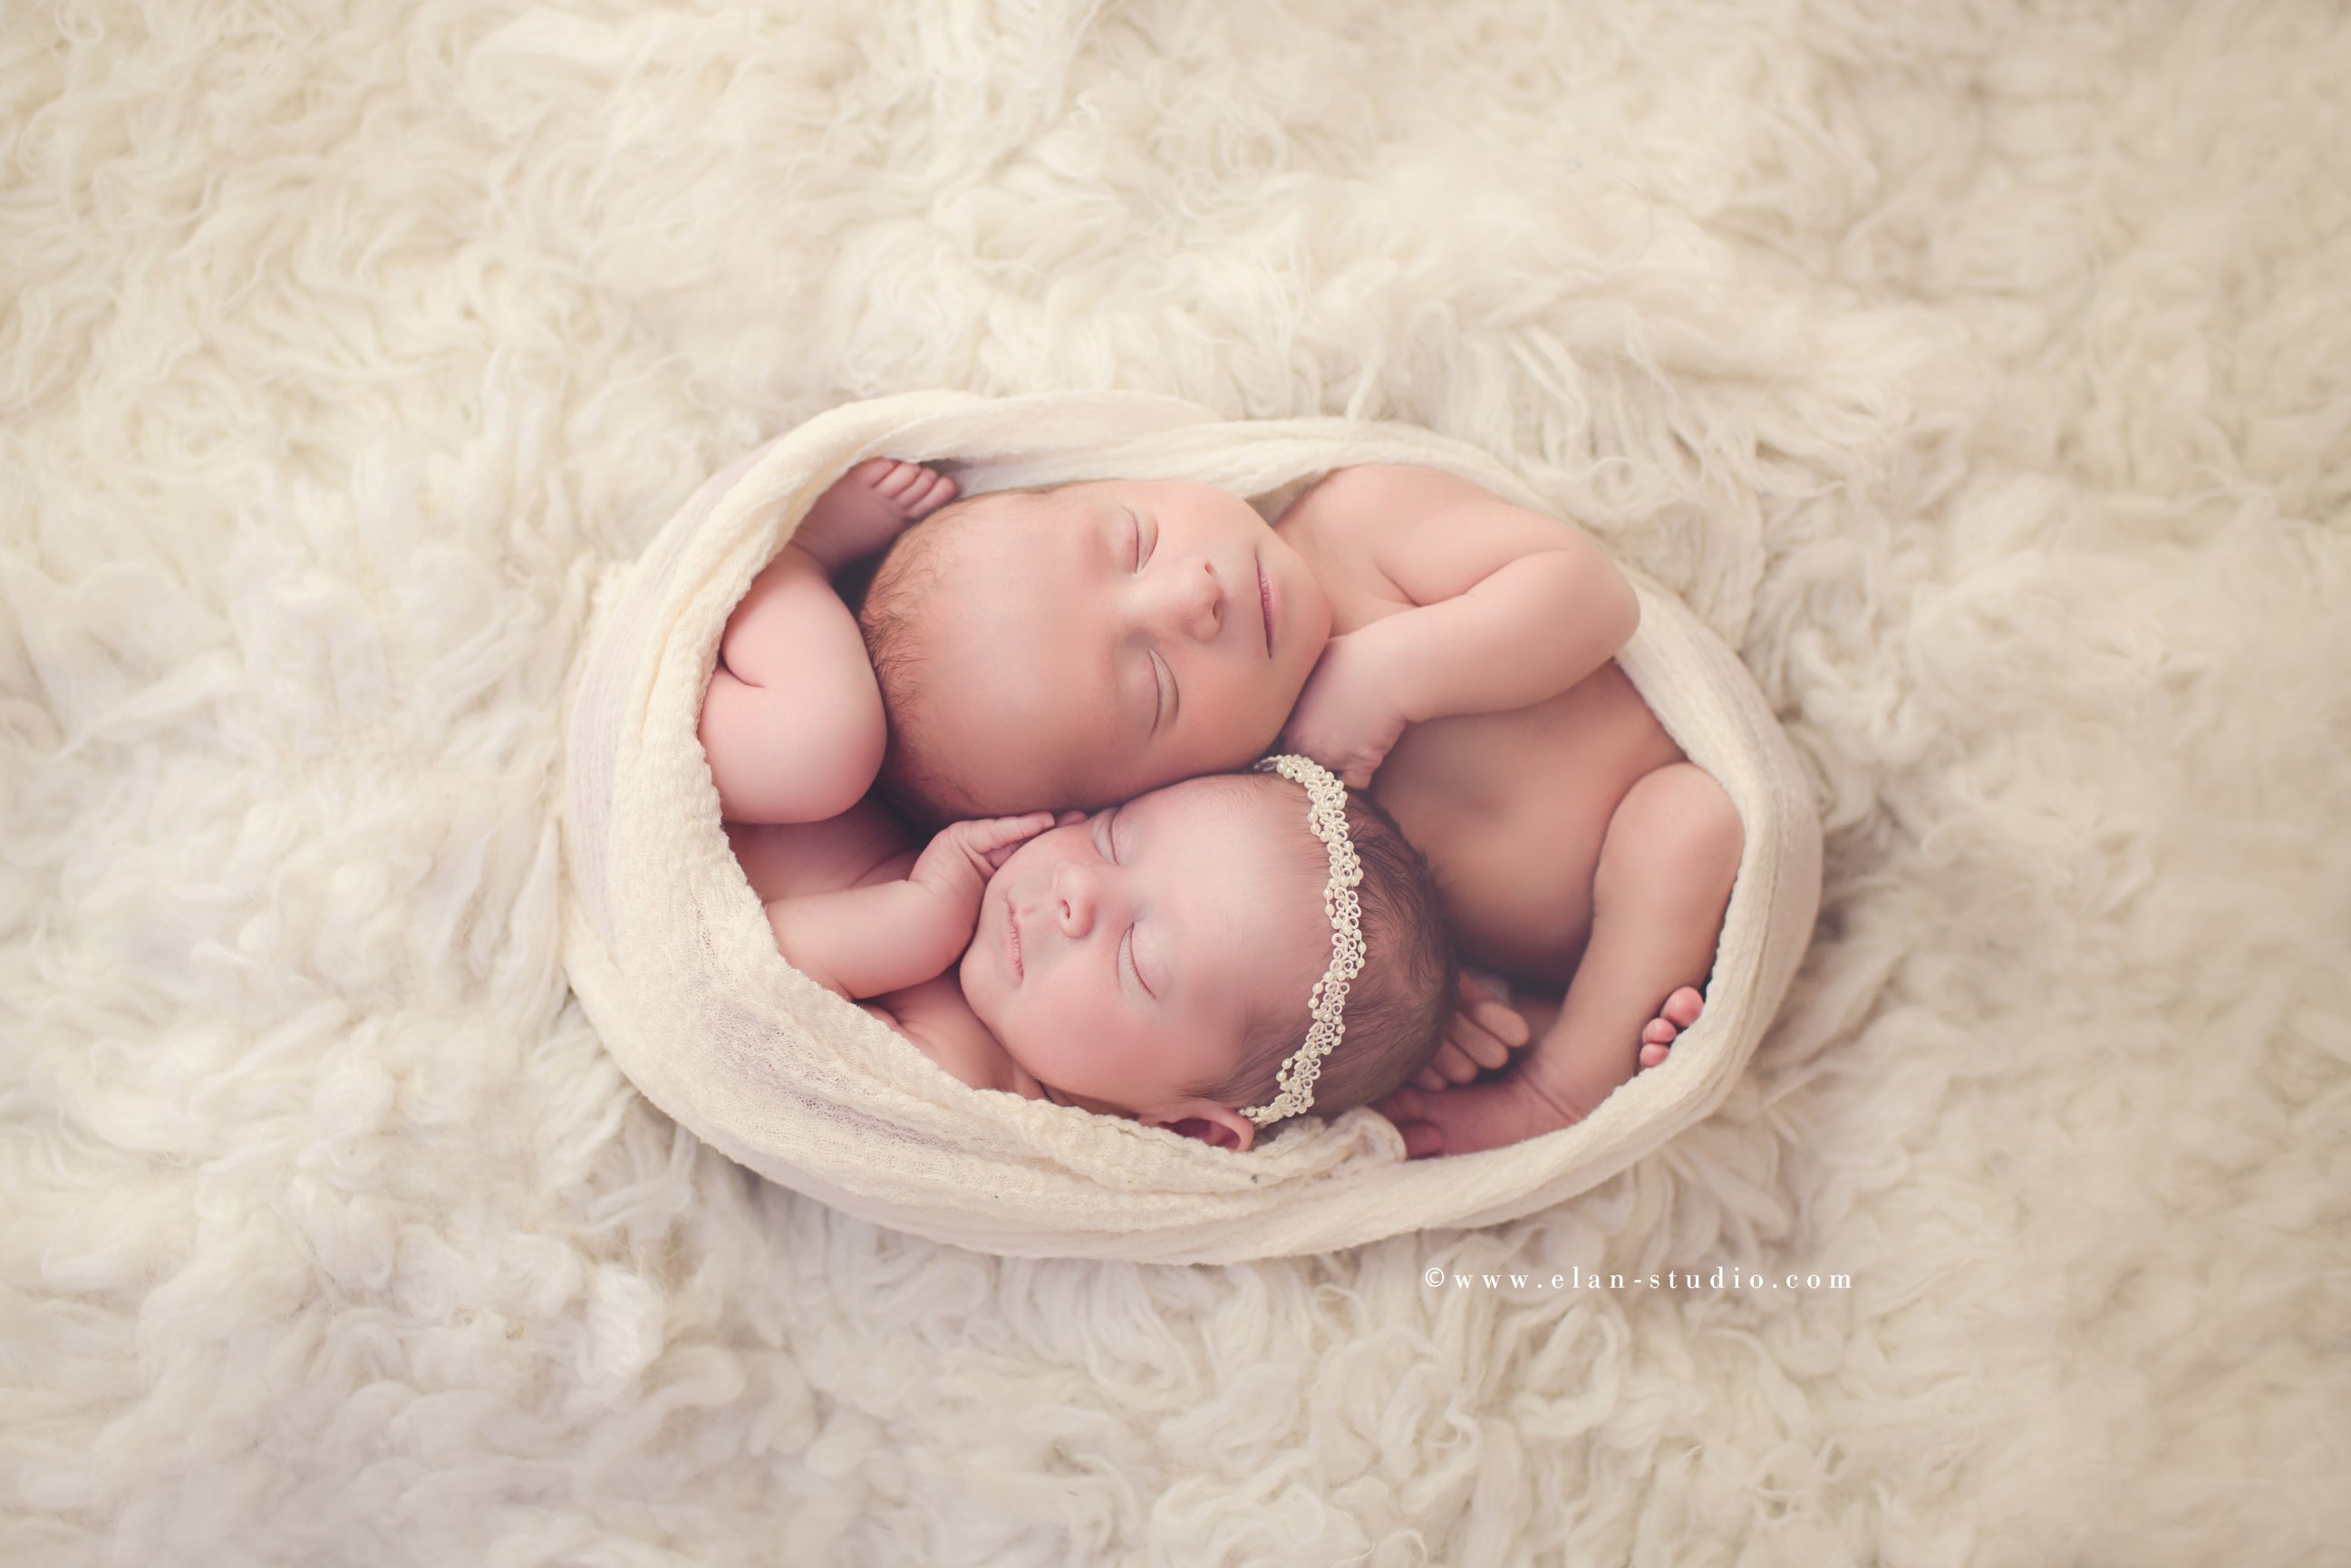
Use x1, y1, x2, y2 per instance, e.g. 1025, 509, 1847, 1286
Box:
910, 469, 959, 511
1638, 1039, 1672, 1070
1640, 1016, 1679, 1048
1661, 986, 1705, 1030
871, 460, 956, 518
843, 456, 905, 493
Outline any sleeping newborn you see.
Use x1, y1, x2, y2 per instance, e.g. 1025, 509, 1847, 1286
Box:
724, 758, 1453, 1151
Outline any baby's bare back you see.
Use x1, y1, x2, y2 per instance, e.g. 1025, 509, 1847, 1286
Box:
1372, 663, 1681, 986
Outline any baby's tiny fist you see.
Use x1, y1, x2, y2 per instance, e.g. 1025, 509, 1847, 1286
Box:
1279, 631, 1408, 789
967, 811, 1056, 868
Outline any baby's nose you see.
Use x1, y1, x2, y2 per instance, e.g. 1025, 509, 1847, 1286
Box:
1147, 557, 1223, 643
1050, 862, 1098, 936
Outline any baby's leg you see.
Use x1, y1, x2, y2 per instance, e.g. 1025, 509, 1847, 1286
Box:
1381, 763, 1741, 1157
699, 547, 885, 824
698, 460, 956, 824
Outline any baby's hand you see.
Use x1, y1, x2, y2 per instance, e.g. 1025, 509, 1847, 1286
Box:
1410, 973, 1533, 1091
907, 813, 1056, 925
1276, 630, 1409, 789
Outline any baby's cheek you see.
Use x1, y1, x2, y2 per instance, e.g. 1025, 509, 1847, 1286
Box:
1208, 678, 1294, 760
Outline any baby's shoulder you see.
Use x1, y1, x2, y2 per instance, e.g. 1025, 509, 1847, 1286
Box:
1273, 465, 1447, 616
1276, 463, 1480, 536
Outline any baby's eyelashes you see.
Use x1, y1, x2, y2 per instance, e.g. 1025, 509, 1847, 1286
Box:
1148, 651, 1172, 731
1119, 927, 1155, 1000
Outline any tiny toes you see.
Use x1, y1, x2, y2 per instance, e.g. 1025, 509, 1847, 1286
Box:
1663, 987, 1705, 1028
1640, 1017, 1679, 1047
864, 460, 956, 514
1639, 1040, 1670, 1070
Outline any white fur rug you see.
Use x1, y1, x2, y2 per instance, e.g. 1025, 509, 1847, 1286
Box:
5, 0, 2346, 1563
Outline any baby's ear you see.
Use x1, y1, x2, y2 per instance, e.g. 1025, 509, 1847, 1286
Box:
1146, 1104, 1257, 1154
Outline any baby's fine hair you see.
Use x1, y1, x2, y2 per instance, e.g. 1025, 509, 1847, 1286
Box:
853, 488, 1036, 825
1190, 774, 1455, 1125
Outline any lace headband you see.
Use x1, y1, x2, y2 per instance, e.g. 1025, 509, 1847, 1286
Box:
1240, 754, 1368, 1128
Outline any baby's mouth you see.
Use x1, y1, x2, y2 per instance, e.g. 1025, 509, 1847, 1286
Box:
1256, 557, 1273, 659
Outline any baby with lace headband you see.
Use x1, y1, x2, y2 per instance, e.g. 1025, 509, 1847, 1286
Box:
699, 454, 1742, 1158
725, 754, 1453, 1149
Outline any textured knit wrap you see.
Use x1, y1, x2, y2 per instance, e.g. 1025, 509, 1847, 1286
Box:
558, 390, 1822, 1263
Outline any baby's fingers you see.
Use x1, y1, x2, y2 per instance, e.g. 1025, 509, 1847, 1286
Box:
1446, 1016, 1513, 1074
1417, 1040, 1482, 1090
967, 811, 1057, 865
1462, 996, 1530, 1055
1453, 976, 1530, 1058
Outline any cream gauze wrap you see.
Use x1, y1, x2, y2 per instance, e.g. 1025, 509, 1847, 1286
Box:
559, 390, 1822, 1264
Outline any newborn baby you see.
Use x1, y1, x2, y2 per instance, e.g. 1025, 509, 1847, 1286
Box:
724, 756, 1454, 1151
838, 459, 1743, 1157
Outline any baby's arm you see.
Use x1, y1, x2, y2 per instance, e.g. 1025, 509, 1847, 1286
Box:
766, 813, 1050, 1001
698, 459, 956, 823
1280, 464, 1638, 782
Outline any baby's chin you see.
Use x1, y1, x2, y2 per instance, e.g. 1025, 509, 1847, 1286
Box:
957, 940, 1008, 1030
955, 941, 1067, 1093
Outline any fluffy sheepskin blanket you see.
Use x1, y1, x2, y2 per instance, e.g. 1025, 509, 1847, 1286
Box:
4, 0, 2346, 1563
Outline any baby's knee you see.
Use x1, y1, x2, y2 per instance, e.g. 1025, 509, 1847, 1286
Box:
699, 663, 885, 824
791, 684, 889, 818
1601, 763, 1744, 906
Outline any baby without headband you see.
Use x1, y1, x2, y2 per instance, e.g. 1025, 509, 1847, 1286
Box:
1240, 754, 1368, 1128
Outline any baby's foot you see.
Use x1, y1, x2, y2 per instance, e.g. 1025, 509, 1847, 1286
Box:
797, 458, 960, 566
1637, 986, 1704, 1071
1377, 1075, 1582, 1160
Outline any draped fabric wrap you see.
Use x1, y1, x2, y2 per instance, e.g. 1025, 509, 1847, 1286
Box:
558, 391, 1821, 1263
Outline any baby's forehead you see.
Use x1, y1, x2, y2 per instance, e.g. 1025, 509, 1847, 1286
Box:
1136, 775, 1315, 872
917, 489, 1086, 597
945, 482, 1077, 537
